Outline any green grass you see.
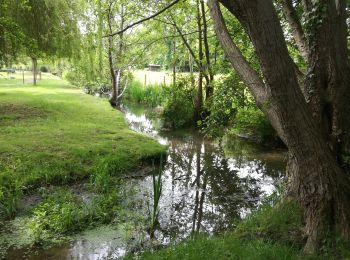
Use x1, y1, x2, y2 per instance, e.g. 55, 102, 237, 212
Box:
0, 77, 165, 219
129, 197, 350, 259
124, 80, 166, 107
135, 235, 300, 260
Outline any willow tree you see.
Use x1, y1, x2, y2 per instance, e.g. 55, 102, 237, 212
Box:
8, 0, 80, 85
0, 1, 25, 66
208, 0, 350, 253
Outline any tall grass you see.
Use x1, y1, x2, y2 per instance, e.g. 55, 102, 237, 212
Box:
0, 174, 22, 220
149, 158, 163, 239
124, 80, 166, 107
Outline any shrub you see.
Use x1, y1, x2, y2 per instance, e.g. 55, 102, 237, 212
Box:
39, 66, 48, 72
161, 76, 195, 128
232, 106, 277, 144
203, 73, 245, 137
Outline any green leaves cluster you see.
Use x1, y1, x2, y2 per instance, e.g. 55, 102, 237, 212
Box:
0, 0, 81, 65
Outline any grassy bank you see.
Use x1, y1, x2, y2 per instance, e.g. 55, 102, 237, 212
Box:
130, 198, 350, 259
0, 77, 165, 220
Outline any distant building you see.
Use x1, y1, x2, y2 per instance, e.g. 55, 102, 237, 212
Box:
147, 64, 161, 71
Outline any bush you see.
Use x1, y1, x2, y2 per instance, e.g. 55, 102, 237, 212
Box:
203, 73, 245, 137
232, 106, 277, 144
39, 66, 48, 72
161, 76, 195, 128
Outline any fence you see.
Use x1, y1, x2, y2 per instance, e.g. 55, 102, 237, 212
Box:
0, 70, 58, 85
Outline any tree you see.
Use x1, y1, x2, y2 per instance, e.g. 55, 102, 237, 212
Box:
7, 0, 80, 85
208, 0, 350, 253
103, 0, 184, 107
0, 1, 25, 66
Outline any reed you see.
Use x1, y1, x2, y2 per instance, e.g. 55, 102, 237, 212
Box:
149, 156, 163, 239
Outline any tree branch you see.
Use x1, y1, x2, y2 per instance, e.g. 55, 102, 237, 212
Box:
208, 0, 267, 106
280, 0, 309, 62
104, 0, 183, 37
171, 18, 210, 83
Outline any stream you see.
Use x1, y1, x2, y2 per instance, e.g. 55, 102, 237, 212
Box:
4, 103, 286, 260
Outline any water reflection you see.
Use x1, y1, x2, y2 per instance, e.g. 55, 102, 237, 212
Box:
123, 103, 285, 244
4, 104, 286, 259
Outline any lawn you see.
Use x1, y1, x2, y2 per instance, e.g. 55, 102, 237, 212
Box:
0, 77, 165, 219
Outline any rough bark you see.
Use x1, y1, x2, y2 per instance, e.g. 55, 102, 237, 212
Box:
208, 0, 350, 253
303, 0, 350, 161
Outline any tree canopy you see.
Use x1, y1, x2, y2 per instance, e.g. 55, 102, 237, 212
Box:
1, 0, 349, 255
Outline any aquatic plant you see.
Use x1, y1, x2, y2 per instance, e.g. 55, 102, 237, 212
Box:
149, 157, 163, 239
124, 80, 167, 107
0, 174, 22, 220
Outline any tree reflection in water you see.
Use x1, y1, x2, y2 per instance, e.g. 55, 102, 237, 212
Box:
124, 104, 285, 244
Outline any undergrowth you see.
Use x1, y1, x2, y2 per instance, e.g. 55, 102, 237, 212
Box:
27, 187, 121, 246
128, 194, 350, 259
124, 80, 166, 107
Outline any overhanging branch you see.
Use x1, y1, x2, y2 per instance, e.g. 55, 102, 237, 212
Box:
208, 0, 267, 105
104, 0, 183, 38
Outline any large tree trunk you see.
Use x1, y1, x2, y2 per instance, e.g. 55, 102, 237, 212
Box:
302, 0, 350, 163
208, 0, 350, 253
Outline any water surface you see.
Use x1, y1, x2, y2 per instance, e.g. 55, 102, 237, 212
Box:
3, 103, 286, 259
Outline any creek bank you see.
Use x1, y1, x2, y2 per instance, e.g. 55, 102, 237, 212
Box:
2, 101, 287, 259
0, 79, 165, 259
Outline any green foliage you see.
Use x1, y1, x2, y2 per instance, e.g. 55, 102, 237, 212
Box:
39, 66, 48, 73
134, 193, 350, 259
162, 76, 195, 129
29, 189, 84, 244
0, 173, 22, 220
203, 73, 246, 137
0, 6, 26, 66
232, 106, 276, 144
0, 0, 81, 64
130, 197, 301, 259
124, 80, 166, 107
235, 195, 304, 248
202, 73, 277, 143
27, 187, 121, 245
131, 235, 300, 260
124, 80, 146, 103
